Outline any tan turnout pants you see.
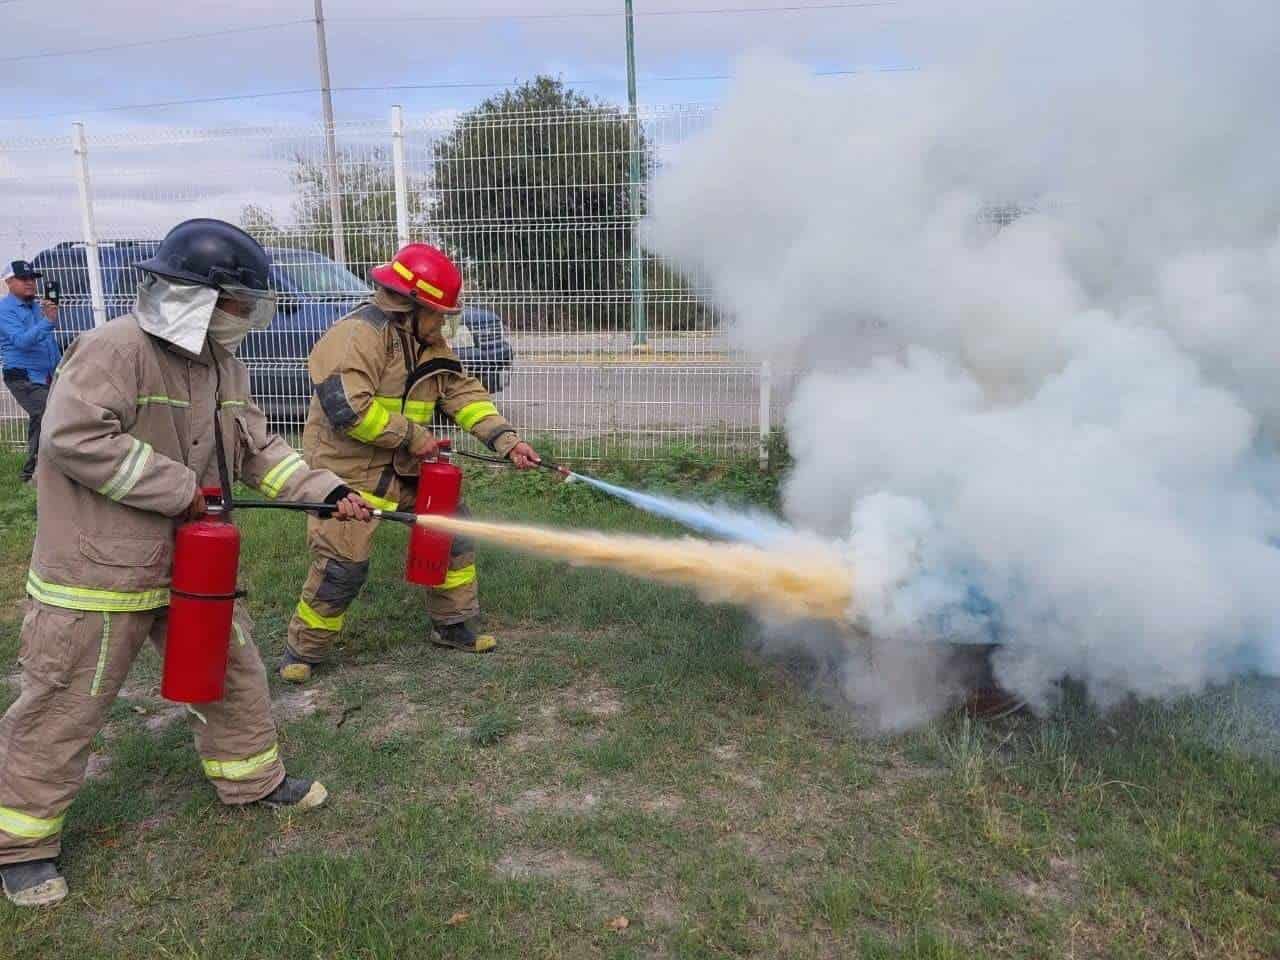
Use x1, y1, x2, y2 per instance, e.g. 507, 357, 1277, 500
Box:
286, 481, 479, 663
0, 600, 284, 865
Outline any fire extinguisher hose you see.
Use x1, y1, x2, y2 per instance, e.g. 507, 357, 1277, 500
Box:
452, 448, 572, 478
207, 501, 420, 525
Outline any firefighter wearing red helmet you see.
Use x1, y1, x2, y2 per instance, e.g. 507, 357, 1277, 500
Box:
282, 242, 542, 682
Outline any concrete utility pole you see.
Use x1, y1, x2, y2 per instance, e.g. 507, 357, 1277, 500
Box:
72, 122, 108, 329
313, 0, 347, 266
625, 0, 647, 347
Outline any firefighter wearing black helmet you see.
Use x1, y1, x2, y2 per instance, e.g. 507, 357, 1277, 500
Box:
0, 219, 372, 908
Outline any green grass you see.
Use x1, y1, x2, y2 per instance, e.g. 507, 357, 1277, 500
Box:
0, 449, 1276, 958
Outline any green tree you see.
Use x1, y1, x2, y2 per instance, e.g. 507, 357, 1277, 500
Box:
241, 146, 430, 272
431, 76, 652, 329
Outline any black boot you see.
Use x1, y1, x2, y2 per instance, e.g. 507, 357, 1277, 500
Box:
431, 620, 496, 653
1, 858, 67, 907
257, 776, 328, 811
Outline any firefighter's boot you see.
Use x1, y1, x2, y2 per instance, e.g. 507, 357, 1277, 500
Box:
431, 620, 496, 653
278, 647, 315, 684
1, 859, 67, 908
259, 776, 328, 811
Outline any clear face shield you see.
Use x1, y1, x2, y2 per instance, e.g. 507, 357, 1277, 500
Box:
216, 283, 278, 331
207, 283, 278, 354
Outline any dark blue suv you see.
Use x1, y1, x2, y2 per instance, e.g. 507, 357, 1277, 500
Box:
29, 241, 513, 424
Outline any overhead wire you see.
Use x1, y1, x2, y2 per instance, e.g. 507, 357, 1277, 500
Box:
0, 19, 314, 65
7, 1, 908, 119
15, 66, 916, 120
331, 2, 899, 23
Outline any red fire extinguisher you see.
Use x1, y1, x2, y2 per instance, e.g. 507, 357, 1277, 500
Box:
161, 487, 240, 704
405, 439, 462, 586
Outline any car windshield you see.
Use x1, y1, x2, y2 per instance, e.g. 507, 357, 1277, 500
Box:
272, 252, 369, 296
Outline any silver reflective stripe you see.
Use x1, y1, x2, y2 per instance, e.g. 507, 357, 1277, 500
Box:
90, 612, 111, 696
97, 437, 152, 502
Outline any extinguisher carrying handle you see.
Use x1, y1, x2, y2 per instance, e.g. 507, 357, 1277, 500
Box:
210, 500, 420, 526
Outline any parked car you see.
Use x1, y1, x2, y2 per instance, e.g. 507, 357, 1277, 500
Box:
28, 241, 513, 425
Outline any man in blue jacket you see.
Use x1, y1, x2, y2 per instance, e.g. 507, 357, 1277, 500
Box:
1, 260, 61, 482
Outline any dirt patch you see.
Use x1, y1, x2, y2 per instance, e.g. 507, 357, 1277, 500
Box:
144, 705, 187, 731
86, 752, 112, 781
712, 743, 739, 762
566, 685, 623, 719
118, 681, 160, 701
726, 770, 765, 791
1013, 854, 1082, 904
860, 761, 946, 804
548, 679, 624, 723
506, 731, 549, 752
497, 787, 604, 818
639, 795, 683, 814
495, 847, 608, 890
644, 892, 681, 926
275, 686, 327, 722
364, 702, 426, 744
737, 833, 788, 864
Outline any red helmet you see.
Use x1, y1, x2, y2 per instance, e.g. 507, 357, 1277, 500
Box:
370, 243, 463, 314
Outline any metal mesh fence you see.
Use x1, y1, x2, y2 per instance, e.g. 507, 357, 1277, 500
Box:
0, 105, 774, 462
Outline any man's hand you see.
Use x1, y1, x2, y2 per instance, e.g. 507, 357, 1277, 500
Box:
408, 427, 440, 459
181, 488, 207, 522
334, 492, 374, 522
508, 441, 542, 471
41, 300, 58, 325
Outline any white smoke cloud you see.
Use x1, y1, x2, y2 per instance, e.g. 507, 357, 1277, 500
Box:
643, 1, 1280, 717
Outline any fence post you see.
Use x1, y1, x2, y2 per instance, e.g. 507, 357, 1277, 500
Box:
758, 361, 772, 469
625, 0, 647, 348
391, 105, 410, 248
72, 121, 107, 329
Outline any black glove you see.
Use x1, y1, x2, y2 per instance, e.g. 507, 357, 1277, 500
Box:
323, 484, 355, 506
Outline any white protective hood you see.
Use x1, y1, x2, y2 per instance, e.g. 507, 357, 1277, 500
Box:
134, 273, 220, 355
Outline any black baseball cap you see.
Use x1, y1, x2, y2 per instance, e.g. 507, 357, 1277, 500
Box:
4, 260, 42, 281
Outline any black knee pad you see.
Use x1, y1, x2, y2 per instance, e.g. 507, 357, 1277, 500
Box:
313, 558, 371, 606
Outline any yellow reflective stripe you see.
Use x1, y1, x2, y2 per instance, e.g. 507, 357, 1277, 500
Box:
201, 744, 280, 781
90, 612, 111, 696
349, 401, 391, 443
440, 564, 477, 590
137, 395, 190, 408
0, 805, 65, 840
373, 396, 435, 424
27, 570, 169, 613
357, 490, 399, 512
454, 401, 500, 432
404, 400, 434, 423
220, 399, 247, 409
97, 437, 152, 501
415, 278, 445, 299
392, 260, 415, 282
260, 452, 304, 499
295, 599, 344, 632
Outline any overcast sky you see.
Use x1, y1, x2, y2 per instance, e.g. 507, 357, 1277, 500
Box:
1, 1, 1012, 258
2, 0, 944, 136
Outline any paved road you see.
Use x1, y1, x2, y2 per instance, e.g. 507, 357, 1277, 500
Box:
2, 355, 794, 452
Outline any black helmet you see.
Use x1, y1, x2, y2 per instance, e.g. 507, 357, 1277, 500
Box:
136, 218, 271, 293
